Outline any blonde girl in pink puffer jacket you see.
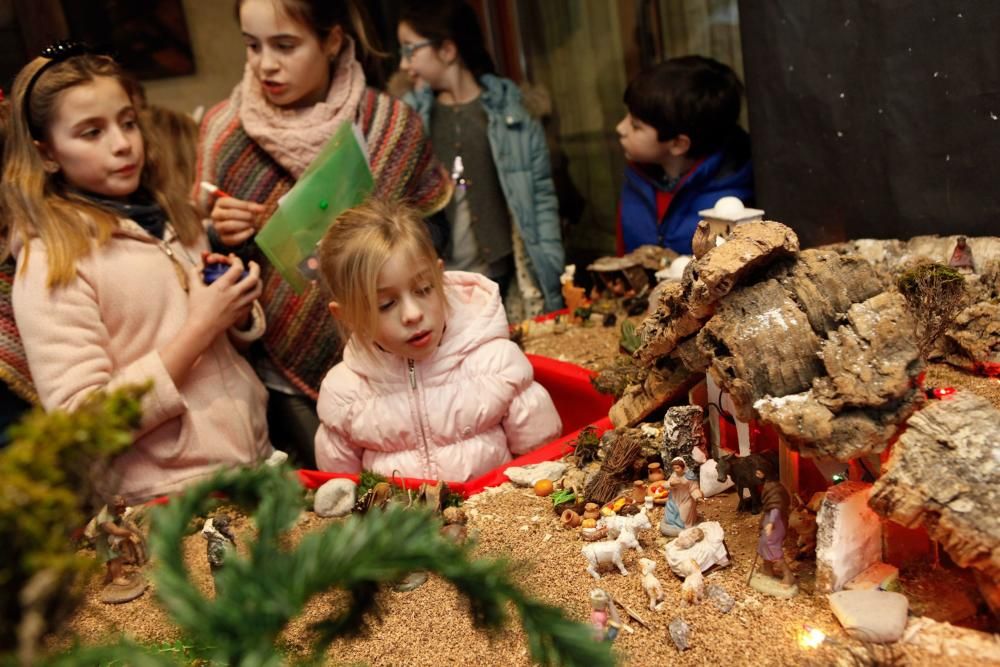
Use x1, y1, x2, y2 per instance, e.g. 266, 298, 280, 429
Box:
314, 198, 561, 481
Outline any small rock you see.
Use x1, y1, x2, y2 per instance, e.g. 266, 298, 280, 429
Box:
393, 571, 428, 592
504, 462, 568, 487
828, 589, 909, 643
314, 478, 357, 518
440, 523, 468, 543
668, 618, 691, 652
705, 583, 735, 613
265, 449, 289, 467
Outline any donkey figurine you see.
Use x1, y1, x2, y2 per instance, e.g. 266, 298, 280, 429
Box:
715, 451, 777, 514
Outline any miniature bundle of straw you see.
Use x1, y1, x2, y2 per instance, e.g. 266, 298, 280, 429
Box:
584, 430, 643, 505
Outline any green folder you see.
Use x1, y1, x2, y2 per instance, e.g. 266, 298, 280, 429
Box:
255, 121, 374, 293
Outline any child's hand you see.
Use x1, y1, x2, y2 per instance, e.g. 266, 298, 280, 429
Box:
210, 197, 266, 247
186, 255, 262, 338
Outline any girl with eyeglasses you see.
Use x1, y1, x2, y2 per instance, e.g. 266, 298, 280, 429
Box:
195, 0, 452, 468
2, 47, 273, 503
397, 0, 566, 319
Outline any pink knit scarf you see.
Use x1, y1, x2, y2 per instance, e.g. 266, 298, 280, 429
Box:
238, 37, 367, 178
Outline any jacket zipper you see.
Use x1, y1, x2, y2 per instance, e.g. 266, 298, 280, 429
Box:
408, 359, 433, 475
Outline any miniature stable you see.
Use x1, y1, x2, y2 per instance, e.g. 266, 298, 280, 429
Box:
52, 225, 1000, 665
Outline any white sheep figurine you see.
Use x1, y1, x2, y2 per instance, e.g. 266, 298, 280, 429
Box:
638, 558, 665, 611
680, 559, 705, 606
599, 510, 651, 554
582, 538, 628, 580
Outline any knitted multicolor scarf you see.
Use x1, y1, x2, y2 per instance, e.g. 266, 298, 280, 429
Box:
0, 255, 38, 405
197, 88, 451, 397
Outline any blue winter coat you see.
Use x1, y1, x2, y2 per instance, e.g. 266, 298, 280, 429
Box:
620, 128, 754, 255
404, 75, 565, 311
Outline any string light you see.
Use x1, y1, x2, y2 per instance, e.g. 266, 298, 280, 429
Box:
797, 625, 827, 649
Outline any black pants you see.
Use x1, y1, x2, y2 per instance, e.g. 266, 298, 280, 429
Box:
266, 389, 320, 470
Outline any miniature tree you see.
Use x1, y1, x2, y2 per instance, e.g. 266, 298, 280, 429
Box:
42, 465, 615, 667
895, 261, 968, 358
0, 384, 148, 666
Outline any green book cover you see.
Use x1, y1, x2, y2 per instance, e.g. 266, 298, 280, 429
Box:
255, 121, 374, 293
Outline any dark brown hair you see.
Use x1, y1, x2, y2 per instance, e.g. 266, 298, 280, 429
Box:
398, 0, 496, 80
624, 55, 743, 158
235, 0, 385, 79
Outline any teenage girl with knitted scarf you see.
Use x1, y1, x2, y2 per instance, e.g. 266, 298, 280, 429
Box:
0, 95, 37, 446
196, 0, 452, 467
3, 49, 272, 503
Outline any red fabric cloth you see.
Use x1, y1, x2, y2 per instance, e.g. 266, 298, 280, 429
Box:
299, 355, 614, 497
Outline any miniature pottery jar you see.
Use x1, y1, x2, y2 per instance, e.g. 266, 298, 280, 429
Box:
647, 462, 664, 483
583, 502, 601, 521
632, 480, 646, 504
561, 509, 582, 529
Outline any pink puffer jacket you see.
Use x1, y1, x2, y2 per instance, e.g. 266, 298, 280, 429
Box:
315, 271, 561, 481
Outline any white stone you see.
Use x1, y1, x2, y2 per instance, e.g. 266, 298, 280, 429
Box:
844, 562, 899, 591
829, 590, 909, 643
504, 462, 567, 487
699, 459, 734, 498
815, 482, 883, 593
313, 478, 357, 518
265, 449, 289, 467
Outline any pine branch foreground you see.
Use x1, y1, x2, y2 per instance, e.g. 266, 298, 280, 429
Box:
48, 465, 616, 667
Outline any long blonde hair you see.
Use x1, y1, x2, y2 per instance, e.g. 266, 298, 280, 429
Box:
1, 54, 201, 287
317, 198, 445, 354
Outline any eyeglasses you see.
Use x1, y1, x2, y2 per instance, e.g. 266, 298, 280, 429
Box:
24, 41, 110, 138
399, 40, 433, 60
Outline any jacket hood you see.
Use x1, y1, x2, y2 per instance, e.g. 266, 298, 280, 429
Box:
341, 270, 509, 381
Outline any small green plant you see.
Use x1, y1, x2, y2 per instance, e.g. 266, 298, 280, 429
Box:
440, 482, 463, 508
895, 261, 968, 358
549, 488, 576, 507
571, 425, 602, 466
356, 469, 388, 498
618, 320, 642, 355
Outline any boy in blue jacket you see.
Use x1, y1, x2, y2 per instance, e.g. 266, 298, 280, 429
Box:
616, 56, 753, 255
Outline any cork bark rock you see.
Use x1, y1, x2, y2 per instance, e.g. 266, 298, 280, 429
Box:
608, 358, 697, 428
687, 220, 799, 311
942, 301, 1000, 369
868, 391, 1000, 590
768, 249, 886, 335
697, 279, 824, 422
660, 405, 706, 470
633, 282, 708, 365
754, 292, 925, 460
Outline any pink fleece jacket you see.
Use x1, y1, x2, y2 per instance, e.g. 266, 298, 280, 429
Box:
315, 271, 561, 481
12, 221, 272, 503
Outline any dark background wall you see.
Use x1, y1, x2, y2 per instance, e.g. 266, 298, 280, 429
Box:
739, 1, 1000, 248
